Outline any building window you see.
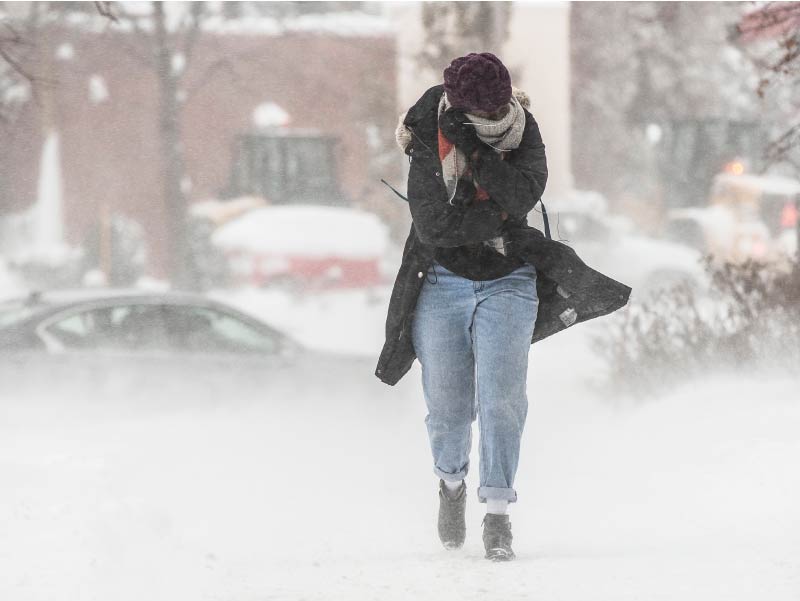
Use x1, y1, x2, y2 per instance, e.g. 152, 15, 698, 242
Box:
227, 133, 344, 206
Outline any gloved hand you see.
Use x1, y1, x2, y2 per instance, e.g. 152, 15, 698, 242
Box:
448, 175, 478, 208
438, 108, 482, 156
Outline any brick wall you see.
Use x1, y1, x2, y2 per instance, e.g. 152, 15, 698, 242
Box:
0, 25, 398, 277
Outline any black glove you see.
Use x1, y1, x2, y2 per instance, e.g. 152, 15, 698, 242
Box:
438, 108, 481, 156
448, 175, 478, 208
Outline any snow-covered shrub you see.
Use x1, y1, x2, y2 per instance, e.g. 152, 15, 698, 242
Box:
184, 216, 231, 291
6, 246, 86, 290
596, 257, 800, 398
80, 214, 147, 287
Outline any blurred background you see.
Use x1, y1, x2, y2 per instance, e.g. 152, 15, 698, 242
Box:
1, 2, 799, 600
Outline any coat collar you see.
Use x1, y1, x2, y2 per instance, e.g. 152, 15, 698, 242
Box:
404, 85, 445, 128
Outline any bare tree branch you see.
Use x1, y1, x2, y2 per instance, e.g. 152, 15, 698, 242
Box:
0, 15, 55, 87
765, 122, 800, 164
94, 1, 119, 24
735, 2, 800, 40
0, 44, 36, 82
733, 2, 800, 167
0, 21, 27, 45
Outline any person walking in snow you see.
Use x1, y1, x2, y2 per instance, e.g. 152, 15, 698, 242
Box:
376, 53, 631, 561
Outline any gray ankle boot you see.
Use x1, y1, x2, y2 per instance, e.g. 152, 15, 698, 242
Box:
482, 513, 515, 561
437, 479, 466, 550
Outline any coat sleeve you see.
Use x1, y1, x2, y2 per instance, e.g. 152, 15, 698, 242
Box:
472, 112, 548, 219
408, 184, 508, 248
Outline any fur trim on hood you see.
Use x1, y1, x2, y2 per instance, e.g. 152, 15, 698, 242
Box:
395, 86, 531, 152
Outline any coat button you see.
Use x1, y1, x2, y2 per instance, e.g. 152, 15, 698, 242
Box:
418, 271, 424, 278
567, 269, 573, 273
434, 171, 440, 176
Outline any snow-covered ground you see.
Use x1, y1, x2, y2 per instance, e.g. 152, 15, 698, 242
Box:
1, 289, 798, 600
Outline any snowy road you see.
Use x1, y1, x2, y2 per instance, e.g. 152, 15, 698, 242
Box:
1, 293, 799, 600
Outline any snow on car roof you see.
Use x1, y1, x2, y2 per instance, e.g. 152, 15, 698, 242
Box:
714, 173, 800, 195
5, 288, 215, 309
212, 205, 390, 258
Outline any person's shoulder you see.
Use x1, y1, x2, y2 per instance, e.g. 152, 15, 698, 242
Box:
519, 117, 545, 151
521, 107, 539, 129
414, 84, 445, 109
404, 84, 445, 126
518, 103, 544, 147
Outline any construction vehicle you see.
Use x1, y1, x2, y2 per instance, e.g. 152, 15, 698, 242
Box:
665, 160, 800, 264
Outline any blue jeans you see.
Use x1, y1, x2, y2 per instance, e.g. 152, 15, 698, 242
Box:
411, 260, 539, 503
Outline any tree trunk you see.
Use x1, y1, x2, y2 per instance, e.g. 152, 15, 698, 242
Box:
153, 1, 188, 287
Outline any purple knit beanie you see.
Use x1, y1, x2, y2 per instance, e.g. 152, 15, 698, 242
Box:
443, 52, 512, 113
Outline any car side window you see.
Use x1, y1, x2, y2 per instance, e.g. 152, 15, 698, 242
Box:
44, 304, 169, 351
161, 305, 280, 354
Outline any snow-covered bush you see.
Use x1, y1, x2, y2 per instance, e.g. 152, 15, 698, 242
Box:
184, 216, 231, 292
4, 249, 85, 291
596, 257, 800, 398
80, 214, 147, 287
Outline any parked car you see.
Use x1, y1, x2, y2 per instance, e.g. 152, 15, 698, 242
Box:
535, 190, 707, 299
0, 289, 382, 403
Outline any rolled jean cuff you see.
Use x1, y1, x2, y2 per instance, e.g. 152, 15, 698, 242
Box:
477, 486, 518, 504
434, 466, 468, 482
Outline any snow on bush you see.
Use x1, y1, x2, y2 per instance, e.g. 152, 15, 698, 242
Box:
596, 257, 800, 397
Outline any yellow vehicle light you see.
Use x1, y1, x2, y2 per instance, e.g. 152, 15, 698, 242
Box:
725, 160, 745, 175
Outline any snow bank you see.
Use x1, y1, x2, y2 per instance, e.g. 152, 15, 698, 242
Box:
2, 365, 797, 600
1, 298, 798, 600
35, 132, 64, 253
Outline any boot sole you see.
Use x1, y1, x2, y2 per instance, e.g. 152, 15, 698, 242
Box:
485, 548, 515, 561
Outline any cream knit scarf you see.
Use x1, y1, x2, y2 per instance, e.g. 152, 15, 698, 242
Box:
437, 92, 526, 202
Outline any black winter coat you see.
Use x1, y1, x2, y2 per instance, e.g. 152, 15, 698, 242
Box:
375, 85, 632, 386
